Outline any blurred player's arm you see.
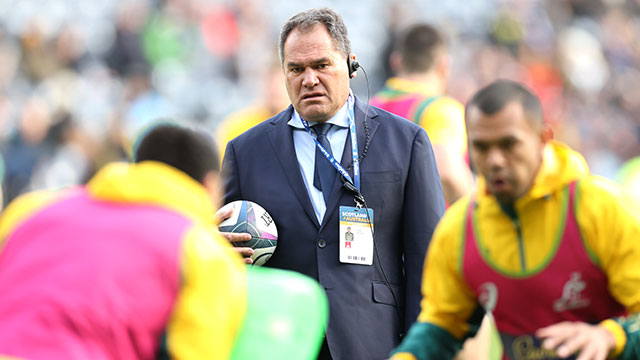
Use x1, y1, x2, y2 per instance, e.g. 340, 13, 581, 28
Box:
391, 199, 480, 360
537, 178, 640, 359
584, 178, 640, 359
419, 98, 474, 205
163, 227, 247, 359
431, 143, 474, 205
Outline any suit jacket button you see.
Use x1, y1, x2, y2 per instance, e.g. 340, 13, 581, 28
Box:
318, 239, 327, 248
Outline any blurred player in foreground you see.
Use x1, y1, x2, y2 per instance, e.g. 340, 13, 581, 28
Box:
0, 123, 246, 359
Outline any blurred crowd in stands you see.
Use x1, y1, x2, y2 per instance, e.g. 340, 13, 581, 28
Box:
1, 0, 640, 206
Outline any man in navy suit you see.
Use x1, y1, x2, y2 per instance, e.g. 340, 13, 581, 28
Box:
222, 8, 445, 360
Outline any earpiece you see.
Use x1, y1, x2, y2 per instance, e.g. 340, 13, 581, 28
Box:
347, 56, 359, 78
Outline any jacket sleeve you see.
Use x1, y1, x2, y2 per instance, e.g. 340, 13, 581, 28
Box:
163, 227, 246, 360
577, 178, 640, 358
609, 314, 640, 360
393, 199, 481, 359
401, 128, 446, 330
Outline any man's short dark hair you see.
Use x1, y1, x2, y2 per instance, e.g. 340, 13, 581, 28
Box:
466, 80, 544, 129
278, 8, 352, 66
134, 122, 220, 183
396, 24, 445, 73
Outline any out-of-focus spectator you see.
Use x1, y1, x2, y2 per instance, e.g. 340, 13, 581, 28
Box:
105, 1, 150, 77
29, 112, 91, 192
2, 97, 52, 206
19, 19, 62, 82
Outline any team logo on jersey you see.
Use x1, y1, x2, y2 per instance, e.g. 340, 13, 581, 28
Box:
553, 272, 590, 312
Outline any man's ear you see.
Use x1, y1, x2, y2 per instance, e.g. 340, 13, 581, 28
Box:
436, 52, 450, 79
541, 123, 554, 143
390, 51, 402, 76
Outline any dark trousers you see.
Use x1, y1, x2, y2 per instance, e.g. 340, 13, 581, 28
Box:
317, 339, 332, 360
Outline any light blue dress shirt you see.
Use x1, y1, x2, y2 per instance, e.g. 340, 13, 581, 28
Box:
287, 102, 349, 223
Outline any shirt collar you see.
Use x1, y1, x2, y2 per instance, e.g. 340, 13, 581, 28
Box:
287, 100, 350, 129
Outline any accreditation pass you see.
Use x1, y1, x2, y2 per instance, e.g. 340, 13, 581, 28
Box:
339, 206, 374, 265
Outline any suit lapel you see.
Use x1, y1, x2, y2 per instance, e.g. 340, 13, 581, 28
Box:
323, 97, 380, 227
267, 107, 321, 228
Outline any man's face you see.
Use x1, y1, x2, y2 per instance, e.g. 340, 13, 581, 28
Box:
282, 24, 350, 123
467, 101, 546, 204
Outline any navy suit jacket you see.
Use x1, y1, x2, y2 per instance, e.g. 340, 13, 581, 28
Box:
222, 97, 445, 360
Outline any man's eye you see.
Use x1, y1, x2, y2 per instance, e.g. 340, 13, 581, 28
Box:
316, 64, 328, 69
291, 67, 303, 73
499, 140, 516, 150
473, 144, 488, 152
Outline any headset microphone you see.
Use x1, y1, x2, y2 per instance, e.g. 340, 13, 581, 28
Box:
348, 56, 360, 78
345, 55, 371, 166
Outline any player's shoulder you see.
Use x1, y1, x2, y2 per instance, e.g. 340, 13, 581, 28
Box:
423, 96, 464, 120
578, 175, 624, 200
577, 175, 640, 215
370, 104, 423, 134
431, 95, 463, 107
